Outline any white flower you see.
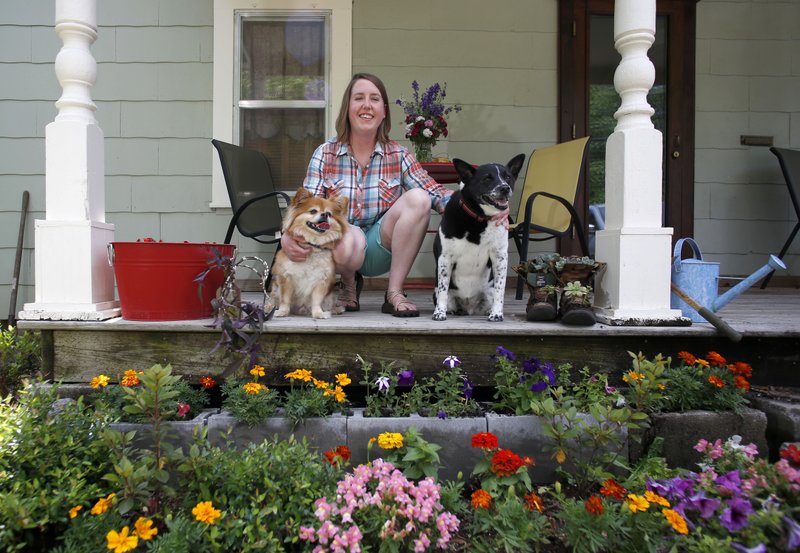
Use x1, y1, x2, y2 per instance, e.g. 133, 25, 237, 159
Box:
615, 396, 626, 407
415, 116, 425, 122
405, 123, 413, 133
443, 356, 460, 368
375, 376, 390, 393
422, 128, 433, 138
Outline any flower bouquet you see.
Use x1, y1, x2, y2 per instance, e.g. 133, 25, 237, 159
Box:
396, 80, 461, 162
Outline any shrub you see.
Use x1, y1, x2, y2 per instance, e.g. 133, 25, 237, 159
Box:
0, 327, 41, 397
0, 383, 114, 551
178, 435, 342, 551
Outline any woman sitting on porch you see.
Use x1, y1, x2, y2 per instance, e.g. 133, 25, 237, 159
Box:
279, 73, 452, 317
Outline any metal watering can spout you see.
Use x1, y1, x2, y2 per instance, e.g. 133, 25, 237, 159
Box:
713, 255, 787, 311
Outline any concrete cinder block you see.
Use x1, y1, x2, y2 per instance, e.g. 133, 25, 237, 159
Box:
748, 396, 800, 460
207, 411, 348, 455
643, 408, 767, 469
347, 410, 486, 481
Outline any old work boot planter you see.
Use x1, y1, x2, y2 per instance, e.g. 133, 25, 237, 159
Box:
526, 275, 558, 322
559, 284, 597, 326
557, 259, 600, 326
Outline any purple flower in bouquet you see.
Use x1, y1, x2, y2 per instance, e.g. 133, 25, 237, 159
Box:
396, 81, 461, 156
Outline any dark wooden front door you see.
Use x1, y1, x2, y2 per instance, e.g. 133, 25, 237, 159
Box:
559, 0, 698, 254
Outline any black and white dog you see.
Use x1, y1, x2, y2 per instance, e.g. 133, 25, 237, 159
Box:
432, 154, 525, 321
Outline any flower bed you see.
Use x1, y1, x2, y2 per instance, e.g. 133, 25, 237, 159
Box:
5, 346, 799, 551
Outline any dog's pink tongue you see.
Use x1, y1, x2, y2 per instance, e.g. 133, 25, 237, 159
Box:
317, 221, 330, 230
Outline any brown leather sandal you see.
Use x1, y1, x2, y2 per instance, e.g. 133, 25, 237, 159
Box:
337, 272, 363, 312
381, 290, 419, 318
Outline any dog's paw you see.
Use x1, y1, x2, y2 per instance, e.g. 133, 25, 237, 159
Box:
332, 304, 345, 315
432, 308, 447, 321
312, 310, 332, 319
274, 308, 290, 317
488, 312, 504, 322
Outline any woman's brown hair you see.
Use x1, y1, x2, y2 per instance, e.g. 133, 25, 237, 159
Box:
335, 73, 392, 144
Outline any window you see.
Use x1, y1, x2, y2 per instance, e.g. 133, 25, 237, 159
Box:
212, 0, 352, 206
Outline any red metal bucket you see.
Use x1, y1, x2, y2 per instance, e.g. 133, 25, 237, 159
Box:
108, 241, 235, 321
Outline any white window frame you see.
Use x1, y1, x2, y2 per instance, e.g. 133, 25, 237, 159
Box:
211, 0, 352, 208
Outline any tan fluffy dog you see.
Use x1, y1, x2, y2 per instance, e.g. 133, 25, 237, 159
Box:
271, 187, 349, 319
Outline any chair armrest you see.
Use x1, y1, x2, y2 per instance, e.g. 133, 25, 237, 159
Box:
234, 191, 291, 220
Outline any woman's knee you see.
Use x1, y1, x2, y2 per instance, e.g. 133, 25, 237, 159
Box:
403, 188, 433, 214
333, 226, 365, 268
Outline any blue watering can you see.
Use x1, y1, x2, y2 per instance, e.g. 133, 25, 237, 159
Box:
671, 237, 786, 323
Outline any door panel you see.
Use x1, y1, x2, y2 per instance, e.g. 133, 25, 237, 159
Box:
558, 0, 697, 254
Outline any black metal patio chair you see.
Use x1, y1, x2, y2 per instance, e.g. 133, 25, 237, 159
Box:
761, 147, 800, 289
211, 139, 290, 289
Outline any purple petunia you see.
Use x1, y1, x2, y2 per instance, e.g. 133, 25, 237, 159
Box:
715, 470, 742, 496
495, 346, 516, 361
720, 497, 753, 533
530, 381, 548, 393
522, 357, 541, 374
648, 476, 697, 501
443, 356, 461, 369
683, 491, 721, 520
784, 516, 800, 550
437, 409, 447, 419
462, 376, 474, 399
397, 370, 415, 387
731, 544, 766, 553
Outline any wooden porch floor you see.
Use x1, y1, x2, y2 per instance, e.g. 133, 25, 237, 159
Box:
18, 287, 800, 388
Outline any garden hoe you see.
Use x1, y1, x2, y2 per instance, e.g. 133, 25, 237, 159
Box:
670, 282, 742, 343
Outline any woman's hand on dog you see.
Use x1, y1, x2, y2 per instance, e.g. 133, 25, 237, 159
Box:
280, 232, 312, 262
491, 209, 510, 229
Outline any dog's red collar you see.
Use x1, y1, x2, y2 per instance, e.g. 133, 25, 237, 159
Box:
458, 198, 488, 222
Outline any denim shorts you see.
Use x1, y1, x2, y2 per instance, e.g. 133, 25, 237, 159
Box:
358, 219, 392, 277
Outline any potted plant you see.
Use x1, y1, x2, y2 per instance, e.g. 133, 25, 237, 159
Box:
395, 80, 461, 163
624, 350, 767, 469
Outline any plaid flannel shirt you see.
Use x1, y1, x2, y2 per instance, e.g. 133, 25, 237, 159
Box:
303, 138, 452, 228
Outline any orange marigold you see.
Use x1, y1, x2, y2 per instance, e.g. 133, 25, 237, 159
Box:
599, 479, 627, 501
323, 445, 351, 466
471, 432, 499, 450
490, 449, 525, 476
471, 489, 492, 510
707, 375, 725, 389
120, 370, 141, 387
524, 492, 544, 512
706, 351, 727, 366
729, 361, 753, 378
734, 375, 750, 390
199, 376, 217, 389
677, 351, 697, 365
585, 495, 604, 515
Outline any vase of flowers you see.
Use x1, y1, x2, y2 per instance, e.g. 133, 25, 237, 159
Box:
396, 80, 461, 162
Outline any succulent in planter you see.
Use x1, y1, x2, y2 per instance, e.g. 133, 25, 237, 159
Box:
560, 281, 597, 326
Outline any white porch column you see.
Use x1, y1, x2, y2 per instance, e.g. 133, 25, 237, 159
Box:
594, 0, 682, 323
19, 0, 119, 320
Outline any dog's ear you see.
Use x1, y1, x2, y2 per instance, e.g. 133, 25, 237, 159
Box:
506, 154, 526, 179
452, 159, 475, 183
291, 186, 312, 207
333, 195, 349, 217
